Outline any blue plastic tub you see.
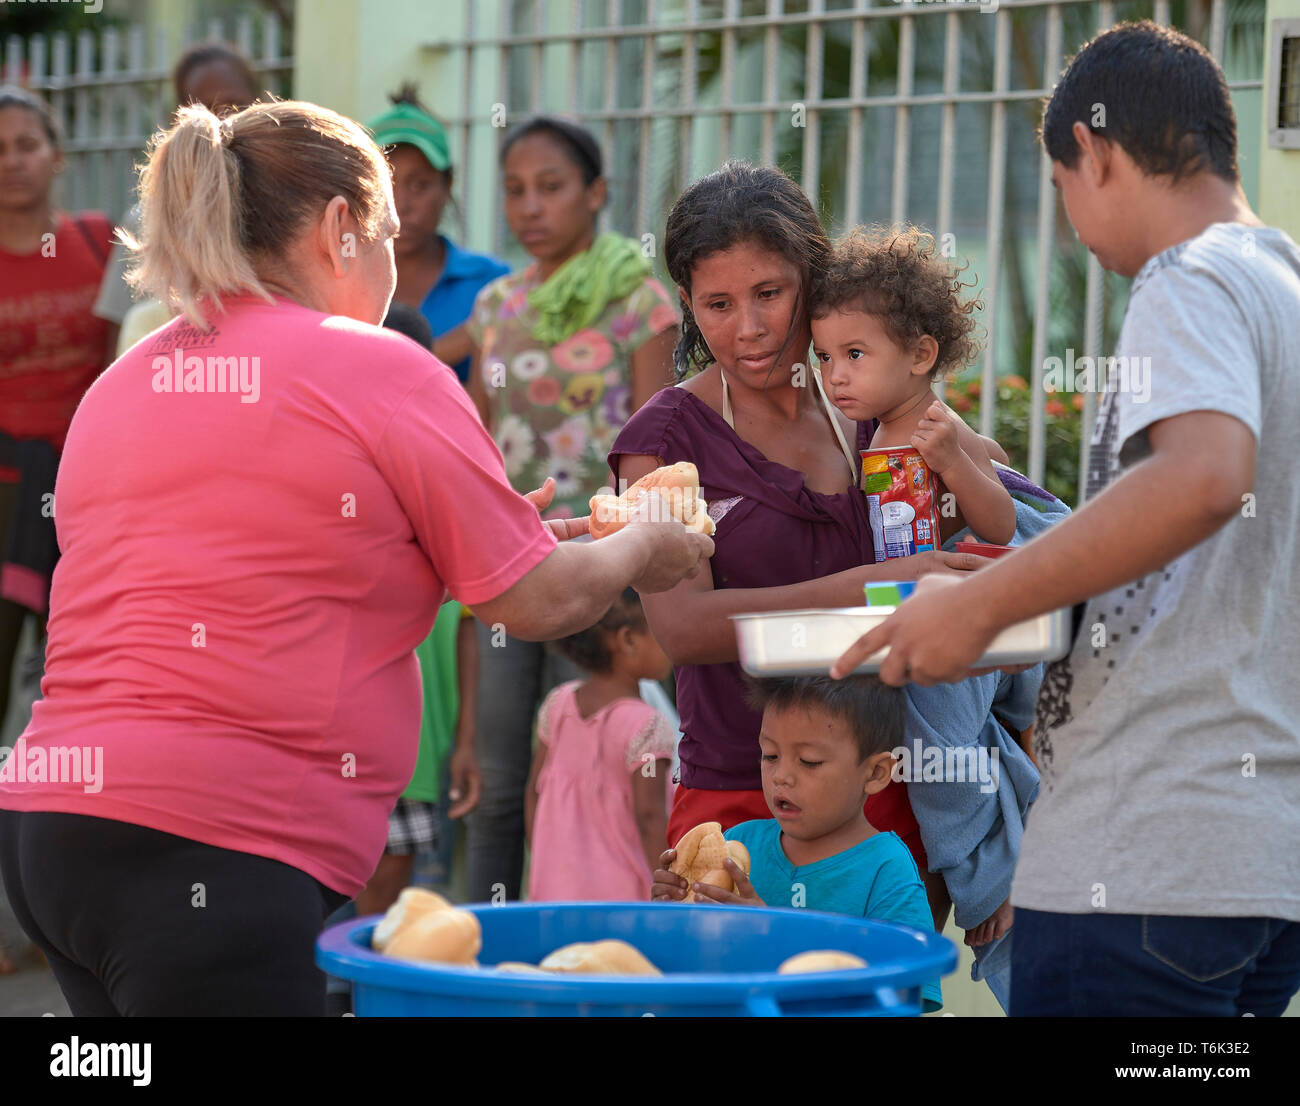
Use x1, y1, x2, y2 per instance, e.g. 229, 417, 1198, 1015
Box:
316, 902, 957, 1017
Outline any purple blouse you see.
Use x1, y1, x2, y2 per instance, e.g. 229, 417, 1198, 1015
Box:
608, 386, 878, 791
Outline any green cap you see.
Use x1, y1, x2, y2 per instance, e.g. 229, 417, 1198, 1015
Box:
367, 101, 452, 171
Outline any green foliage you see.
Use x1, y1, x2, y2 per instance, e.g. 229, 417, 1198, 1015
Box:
945, 374, 1084, 508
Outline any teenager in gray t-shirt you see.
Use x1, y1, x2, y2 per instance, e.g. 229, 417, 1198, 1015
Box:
830, 23, 1300, 1015
1024, 221, 1300, 919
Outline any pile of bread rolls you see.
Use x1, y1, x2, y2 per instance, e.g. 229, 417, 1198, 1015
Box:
371, 887, 869, 977
589, 461, 716, 539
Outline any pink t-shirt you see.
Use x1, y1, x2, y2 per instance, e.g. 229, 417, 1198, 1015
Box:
527, 681, 677, 903
0, 295, 556, 896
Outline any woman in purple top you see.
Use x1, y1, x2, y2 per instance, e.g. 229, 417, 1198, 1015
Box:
609, 163, 988, 875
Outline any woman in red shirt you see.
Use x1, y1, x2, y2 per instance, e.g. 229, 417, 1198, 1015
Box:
0, 85, 116, 976
0, 88, 113, 634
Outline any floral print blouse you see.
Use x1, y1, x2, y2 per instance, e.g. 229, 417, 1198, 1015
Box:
464, 262, 679, 519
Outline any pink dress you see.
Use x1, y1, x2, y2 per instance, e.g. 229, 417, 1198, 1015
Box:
528, 681, 677, 902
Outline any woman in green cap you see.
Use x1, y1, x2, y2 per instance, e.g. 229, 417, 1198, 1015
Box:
454, 115, 679, 904
369, 87, 510, 383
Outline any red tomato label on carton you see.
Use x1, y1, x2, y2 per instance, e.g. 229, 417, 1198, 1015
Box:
860, 446, 940, 562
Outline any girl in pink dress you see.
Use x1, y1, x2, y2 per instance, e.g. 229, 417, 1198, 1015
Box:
525, 589, 677, 901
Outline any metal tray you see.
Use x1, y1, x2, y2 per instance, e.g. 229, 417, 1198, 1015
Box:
731, 605, 1070, 677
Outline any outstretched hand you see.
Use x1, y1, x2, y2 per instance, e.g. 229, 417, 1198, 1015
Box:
524, 477, 591, 541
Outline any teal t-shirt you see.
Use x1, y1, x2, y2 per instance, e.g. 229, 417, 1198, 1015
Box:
724, 820, 942, 1012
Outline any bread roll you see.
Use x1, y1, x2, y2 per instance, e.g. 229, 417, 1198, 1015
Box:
670, 822, 751, 902
538, 939, 662, 975
589, 461, 717, 540
777, 950, 869, 974
384, 908, 481, 965
371, 887, 454, 951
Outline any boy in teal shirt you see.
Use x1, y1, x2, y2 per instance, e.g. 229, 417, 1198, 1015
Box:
654, 675, 941, 1011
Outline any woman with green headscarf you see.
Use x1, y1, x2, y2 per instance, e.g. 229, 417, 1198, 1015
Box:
455, 115, 679, 904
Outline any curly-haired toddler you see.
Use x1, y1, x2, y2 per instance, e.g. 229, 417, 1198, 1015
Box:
811, 226, 1015, 546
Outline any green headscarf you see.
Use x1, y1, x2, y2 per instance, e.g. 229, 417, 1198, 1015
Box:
527, 232, 653, 346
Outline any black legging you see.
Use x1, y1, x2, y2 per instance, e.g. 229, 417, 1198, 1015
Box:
0, 810, 349, 1016
0, 480, 42, 736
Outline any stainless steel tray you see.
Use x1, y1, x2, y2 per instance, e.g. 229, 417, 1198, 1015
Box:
731, 605, 1070, 677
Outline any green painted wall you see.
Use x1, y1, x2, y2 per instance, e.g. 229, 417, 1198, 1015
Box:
1260, 0, 1300, 237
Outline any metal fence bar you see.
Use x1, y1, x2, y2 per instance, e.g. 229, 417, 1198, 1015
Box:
532, 1, 545, 114
844, 9, 866, 228
1210, 0, 1226, 60
570, 0, 583, 114
933, 9, 961, 405
679, 0, 698, 186
73, 30, 93, 212
99, 27, 119, 220
720, 0, 737, 162
979, 7, 1010, 440
234, 12, 254, 59
801, 0, 824, 209
891, 10, 915, 225
1027, 4, 1063, 487
603, 0, 618, 229
4, 35, 21, 84
494, 3, 511, 258
759, 0, 779, 165
456, 0, 474, 246
636, 0, 657, 239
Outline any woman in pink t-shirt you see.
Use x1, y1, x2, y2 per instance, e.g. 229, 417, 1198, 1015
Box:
0, 100, 711, 1016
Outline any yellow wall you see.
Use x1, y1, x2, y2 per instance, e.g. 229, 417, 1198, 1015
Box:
292, 0, 465, 126
1259, 0, 1300, 236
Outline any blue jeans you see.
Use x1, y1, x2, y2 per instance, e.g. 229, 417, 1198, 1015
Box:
1011, 908, 1300, 1016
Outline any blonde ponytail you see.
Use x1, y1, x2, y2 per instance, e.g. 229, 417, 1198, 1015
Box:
125, 100, 390, 328
125, 105, 265, 326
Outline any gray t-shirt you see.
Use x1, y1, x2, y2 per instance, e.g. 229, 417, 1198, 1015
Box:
1012, 222, 1300, 921
91, 204, 141, 325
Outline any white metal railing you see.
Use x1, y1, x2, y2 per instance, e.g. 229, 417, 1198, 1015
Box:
430, 0, 1266, 505
1, 11, 291, 221
1, 1, 1268, 506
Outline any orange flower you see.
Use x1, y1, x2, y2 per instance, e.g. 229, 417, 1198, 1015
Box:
951, 394, 973, 413
999, 374, 1029, 390
1072, 393, 1086, 411
1045, 399, 1067, 417
966, 381, 981, 399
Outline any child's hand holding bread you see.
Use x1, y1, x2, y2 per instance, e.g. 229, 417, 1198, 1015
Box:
651, 822, 763, 906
